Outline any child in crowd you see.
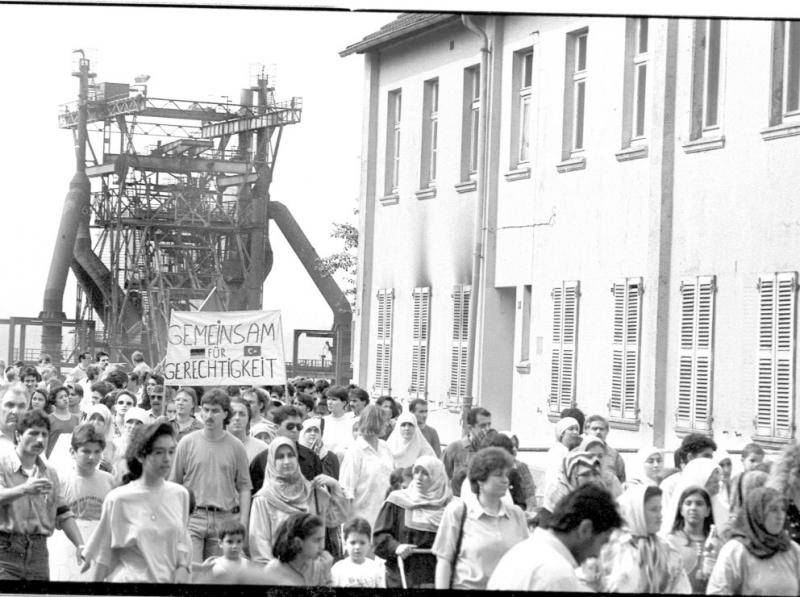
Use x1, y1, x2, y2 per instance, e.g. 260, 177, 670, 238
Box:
741, 442, 766, 472
49, 424, 115, 581
331, 518, 385, 588
194, 520, 257, 582
385, 467, 413, 497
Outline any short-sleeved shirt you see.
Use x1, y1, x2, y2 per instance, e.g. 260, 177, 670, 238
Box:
488, 527, 588, 591
339, 437, 394, 527
331, 557, 386, 588
170, 430, 252, 510
322, 412, 355, 460
0, 451, 73, 535
59, 468, 115, 521
432, 497, 529, 591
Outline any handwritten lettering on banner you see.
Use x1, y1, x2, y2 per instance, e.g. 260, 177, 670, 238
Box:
163, 310, 286, 386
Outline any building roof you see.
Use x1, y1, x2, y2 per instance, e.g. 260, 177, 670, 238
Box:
339, 12, 461, 57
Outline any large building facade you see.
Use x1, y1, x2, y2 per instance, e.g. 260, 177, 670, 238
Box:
341, 14, 800, 452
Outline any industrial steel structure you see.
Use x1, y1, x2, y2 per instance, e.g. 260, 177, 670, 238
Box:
40, 54, 352, 382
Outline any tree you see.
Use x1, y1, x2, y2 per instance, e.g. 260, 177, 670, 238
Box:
316, 209, 358, 307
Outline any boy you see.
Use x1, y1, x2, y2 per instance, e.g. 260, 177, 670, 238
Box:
331, 518, 385, 588
741, 442, 766, 471
194, 520, 256, 582
49, 423, 115, 581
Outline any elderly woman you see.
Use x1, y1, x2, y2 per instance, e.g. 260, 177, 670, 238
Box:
299, 417, 339, 479
540, 451, 603, 525
577, 436, 622, 497
432, 447, 529, 590
766, 442, 800, 543
249, 437, 349, 565
665, 486, 717, 593
543, 417, 582, 490
386, 412, 435, 469
707, 487, 800, 595
339, 404, 395, 527
661, 457, 727, 535
586, 485, 690, 593
374, 455, 452, 588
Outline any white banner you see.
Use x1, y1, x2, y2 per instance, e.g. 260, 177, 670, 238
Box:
163, 310, 286, 386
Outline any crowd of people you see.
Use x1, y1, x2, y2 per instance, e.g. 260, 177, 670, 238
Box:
1, 353, 800, 593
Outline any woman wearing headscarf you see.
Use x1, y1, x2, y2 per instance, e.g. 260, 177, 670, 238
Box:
718, 470, 769, 543
539, 451, 602, 525
707, 487, 800, 595
576, 436, 623, 498
625, 445, 665, 489
661, 457, 728, 535
249, 437, 350, 565
586, 484, 690, 593
542, 417, 581, 490
715, 449, 735, 510
766, 442, 800, 543
386, 412, 435, 469
299, 417, 340, 479
85, 403, 116, 474
373, 455, 452, 588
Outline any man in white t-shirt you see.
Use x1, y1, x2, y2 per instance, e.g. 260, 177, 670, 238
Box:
322, 385, 355, 461
488, 484, 622, 591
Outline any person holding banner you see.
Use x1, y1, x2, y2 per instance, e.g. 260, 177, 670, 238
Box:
170, 388, 252, 563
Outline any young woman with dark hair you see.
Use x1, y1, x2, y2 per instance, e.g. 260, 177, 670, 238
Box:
263, 513, 332, 586
665, 485, 717, 593
82, 423, 192, 583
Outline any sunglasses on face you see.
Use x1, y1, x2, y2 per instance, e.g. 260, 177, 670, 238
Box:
284, 423, 303, 432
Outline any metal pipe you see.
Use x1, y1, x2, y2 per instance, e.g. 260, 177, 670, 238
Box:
40, 53, 92, 366
268, 201, 352, 384
461, 15, 490, 432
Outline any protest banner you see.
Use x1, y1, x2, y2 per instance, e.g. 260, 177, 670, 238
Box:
162, 310, 286, 386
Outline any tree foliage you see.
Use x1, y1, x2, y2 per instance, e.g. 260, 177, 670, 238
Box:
316, 214, 358, 307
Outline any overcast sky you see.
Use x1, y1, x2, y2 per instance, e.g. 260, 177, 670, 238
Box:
0, 4, 396, 360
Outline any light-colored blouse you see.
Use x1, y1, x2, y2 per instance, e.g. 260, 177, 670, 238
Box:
707, 539, 800, 596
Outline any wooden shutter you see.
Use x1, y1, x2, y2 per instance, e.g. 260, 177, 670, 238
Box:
409, 287, 431, 398
755, 272, 797, 439
676, 275, 715, 431
449, 285, 471, 401
610, 278, 642, 420
550, 281, 580, 413
375, 288, 394, 394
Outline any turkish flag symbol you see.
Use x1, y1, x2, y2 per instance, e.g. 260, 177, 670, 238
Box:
244, 346, 261, 357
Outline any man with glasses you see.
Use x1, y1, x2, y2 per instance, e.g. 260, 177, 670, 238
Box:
170, 387, 252, 563
248, 405, 322, 493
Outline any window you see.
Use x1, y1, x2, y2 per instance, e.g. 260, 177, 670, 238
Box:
621, 18, 649, 148
690, 19, 722, 139
420, 79, 439, 190
449, 285, 471, 404
384, 90, 402, 196
374, 288, 394, 394
610, 278, 643, 422
516, 285, 532, 373
755, 272, 797, 442
461, 66, 481, 181
769, 21, 800, 127
511, 48, 534, 166
550, 281, 580, 413
409, 287, 431, 399
560, 29, 588, 165
676, 276, 716, 432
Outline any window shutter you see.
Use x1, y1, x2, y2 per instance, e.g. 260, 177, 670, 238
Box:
756, 272, 797, 439
550, 281, 580, 413
449, 285, 471, 402
610, 278, 642, 420
410, 287, 431, 398
375, 288, 394, 394
676, 275, 715, 431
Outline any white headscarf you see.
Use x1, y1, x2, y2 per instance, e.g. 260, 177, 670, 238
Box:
299, 416, 329, 459
660, 457, 728, 535
385, 455, 452, 532
386, 412, 434, 468
555, 417, 580, 442
635, 445, 664, 486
